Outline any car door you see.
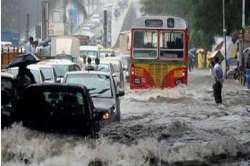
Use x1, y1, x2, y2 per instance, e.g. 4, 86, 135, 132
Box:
18, 84, 97, 136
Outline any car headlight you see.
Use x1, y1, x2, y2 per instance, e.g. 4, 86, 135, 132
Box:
103, 112, 110, 120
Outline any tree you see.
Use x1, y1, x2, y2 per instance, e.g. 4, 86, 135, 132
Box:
140, 0, 250, 49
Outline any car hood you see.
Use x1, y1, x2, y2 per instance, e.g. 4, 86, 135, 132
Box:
92, 97, 115, 111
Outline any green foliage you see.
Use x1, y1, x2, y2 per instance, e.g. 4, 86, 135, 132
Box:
140, 0, 250, 49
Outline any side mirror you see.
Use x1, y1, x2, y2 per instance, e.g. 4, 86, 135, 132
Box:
116, 90, 125, 97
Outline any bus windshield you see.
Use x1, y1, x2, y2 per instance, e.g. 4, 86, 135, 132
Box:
133, 31, 157, 58
160, 31, 184, 59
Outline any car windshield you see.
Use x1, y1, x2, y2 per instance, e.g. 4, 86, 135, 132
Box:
52, 65, 69, 77
160, 31, 184, 59
65, 74, 112, 98
99, 51, 113, 58
95, 64, 110, 72
40, 90, 85, 115
133, 30, 157, 58
41, 68, 54, 81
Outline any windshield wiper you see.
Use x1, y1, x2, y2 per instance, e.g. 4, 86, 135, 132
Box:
90, 88, 110, 96
97, 67, 105, 71
88, 88, 96, 91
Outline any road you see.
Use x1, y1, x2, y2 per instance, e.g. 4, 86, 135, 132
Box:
2, 69, 250, 166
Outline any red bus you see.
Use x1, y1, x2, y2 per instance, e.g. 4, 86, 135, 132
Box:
129, 16, 189, 89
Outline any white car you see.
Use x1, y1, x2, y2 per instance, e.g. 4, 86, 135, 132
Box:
38, 59, 81, 82
8, 65, 45, 84
101, 57, 125, 91
28, 64, 57, 83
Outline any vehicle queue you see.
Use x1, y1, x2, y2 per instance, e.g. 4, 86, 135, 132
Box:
1, 51, 126, 137
1, 15, 188, 137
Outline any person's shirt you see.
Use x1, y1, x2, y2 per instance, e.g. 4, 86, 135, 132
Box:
247, 54, 250, 69
84, 64, 95, 71
212, 63, 224, 84
25, 42, 34, 54
237, 51, 242, 66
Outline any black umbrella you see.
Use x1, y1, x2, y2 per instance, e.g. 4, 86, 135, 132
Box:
7, 54, 39, 68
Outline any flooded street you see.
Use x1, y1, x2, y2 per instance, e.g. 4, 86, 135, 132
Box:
2, 69, 250, 166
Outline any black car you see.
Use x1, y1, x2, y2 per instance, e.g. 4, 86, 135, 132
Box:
64, 71, 125, 123
1, 72, 16, 128
16, 84, 106, 136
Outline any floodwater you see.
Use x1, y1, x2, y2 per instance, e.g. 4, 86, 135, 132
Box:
2, 69, 250, 166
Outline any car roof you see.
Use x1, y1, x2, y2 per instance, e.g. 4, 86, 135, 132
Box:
28, 64, 54, 69
80, 45, 99, 51
38, 59, 75, 65
65, 71, 111, 76
91, 61, 112, 65
26, 83, 88, 93
100, 58, 121, 65
8, 65, 41, 71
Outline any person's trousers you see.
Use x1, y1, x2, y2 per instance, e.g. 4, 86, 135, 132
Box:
213, 81, 222, 104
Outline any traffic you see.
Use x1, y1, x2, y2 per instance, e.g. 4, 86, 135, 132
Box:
1, 0, 250, 165
1, 48, 126, 137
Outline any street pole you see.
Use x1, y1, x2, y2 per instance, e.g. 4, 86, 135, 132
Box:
42, 0, 49, 40
242, 0, 245, 28
242, 0, 246, 85
63, 0, 67, 35
26, 13, 30, 41
223, 0, 227, 79
103, 10, 108, 48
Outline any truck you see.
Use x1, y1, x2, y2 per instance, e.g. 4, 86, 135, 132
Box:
50, 36, 81, 64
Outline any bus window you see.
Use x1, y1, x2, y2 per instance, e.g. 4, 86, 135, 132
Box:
160, 31, 184, 59
133, 31, 157, 58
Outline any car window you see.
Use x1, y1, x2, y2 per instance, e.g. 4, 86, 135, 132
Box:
44, 91, 85, 114
95, 64, 110, 72
1, 77, 13, 90
41, 68, 54, 81
7, 68, 18, 77
52, 65, 70, 77
30, 70, 41, 83
73, 65, 81, 71
25, 89, 86, 116
65, 74, 112, 98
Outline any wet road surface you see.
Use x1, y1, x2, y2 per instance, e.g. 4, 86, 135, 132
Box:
2, 69, 250, 166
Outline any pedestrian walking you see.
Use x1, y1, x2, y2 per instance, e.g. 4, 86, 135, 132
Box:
188, 53, 193, 72
25, 36, 34, 54
85, 57, 95, 71
16, 64, 36, 98
212, 56, 224, 104
32, 40, 39, 56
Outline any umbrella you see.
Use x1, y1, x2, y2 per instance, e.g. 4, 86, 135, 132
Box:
211, 50, 224, 62
214, 41, 224, 51
7, 53, 39, 68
